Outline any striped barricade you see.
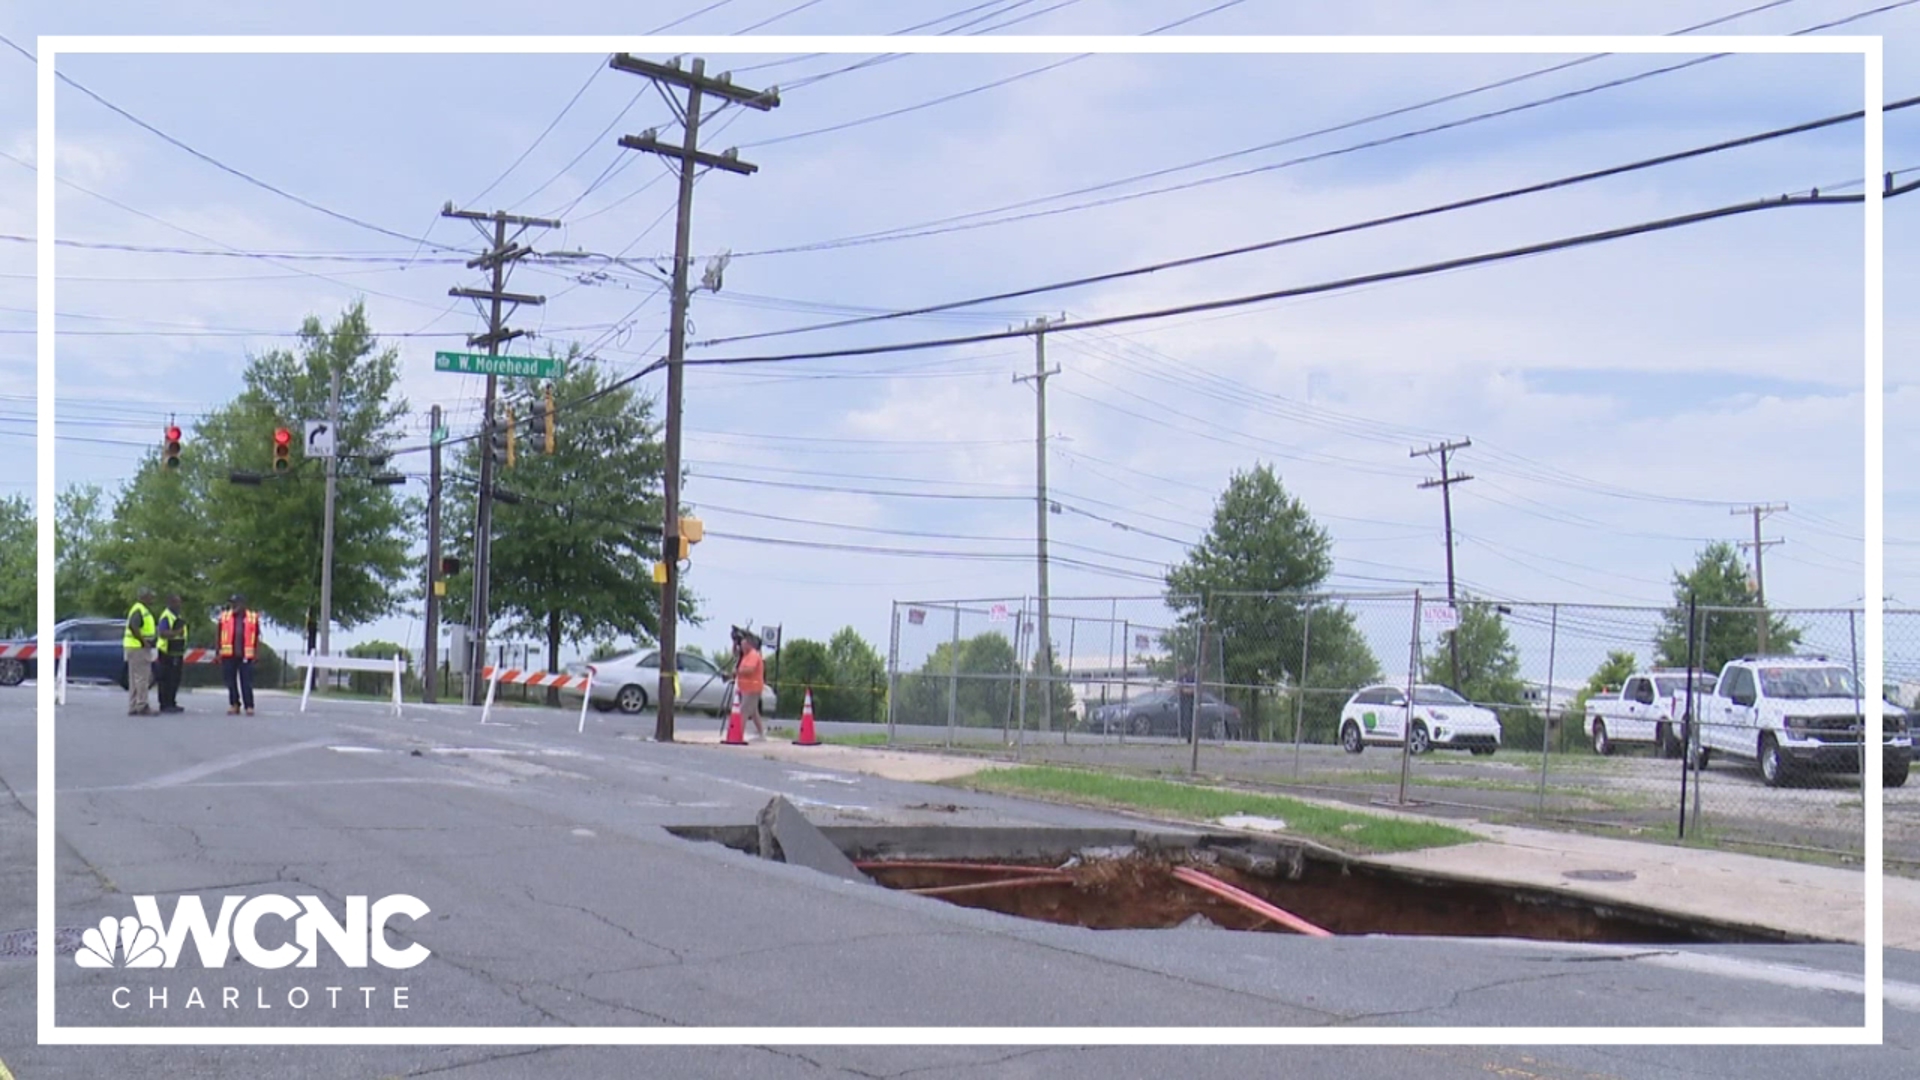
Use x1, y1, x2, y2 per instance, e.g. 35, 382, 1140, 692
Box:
478, 665, 596, 732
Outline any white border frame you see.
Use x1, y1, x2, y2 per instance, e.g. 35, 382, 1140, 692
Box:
36, 33, 1883, 1047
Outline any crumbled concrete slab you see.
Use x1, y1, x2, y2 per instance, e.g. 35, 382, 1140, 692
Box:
759, 796, 871, 884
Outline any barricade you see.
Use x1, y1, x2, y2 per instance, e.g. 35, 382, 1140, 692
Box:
479, 665, 596, 731
295, 653, 407, 717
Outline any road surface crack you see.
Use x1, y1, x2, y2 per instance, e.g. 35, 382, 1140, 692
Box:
1322, 969, 1579, 1025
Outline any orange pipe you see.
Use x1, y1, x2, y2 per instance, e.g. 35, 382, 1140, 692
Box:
1171, 866, 1333, 937
907, 875, 1074, 897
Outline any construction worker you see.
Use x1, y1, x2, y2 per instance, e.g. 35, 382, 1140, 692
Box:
732, 627, 767, 741
155, 594, 187, 714
217, 593, 261, 716
124, 588, 158, 716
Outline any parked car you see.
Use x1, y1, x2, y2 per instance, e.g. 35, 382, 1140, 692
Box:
1086, 688, 1241, 740
1338, 683, 1503, 755
1695, 654, 1911, 788
562, 650, 777, 717
1583, 668, 1716, 758
0, 617, 133, 689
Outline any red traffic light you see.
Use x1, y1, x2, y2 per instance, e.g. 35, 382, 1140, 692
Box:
165, 425, 182, 442
274, 427, 292, 446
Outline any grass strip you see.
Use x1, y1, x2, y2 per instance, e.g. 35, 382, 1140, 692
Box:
955, 765, 1477, 855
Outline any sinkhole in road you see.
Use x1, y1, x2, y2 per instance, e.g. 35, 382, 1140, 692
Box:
670, 823, 1807, 946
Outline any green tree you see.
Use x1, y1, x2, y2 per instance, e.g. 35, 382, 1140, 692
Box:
1654, 542, 1801, 673
444, 355, 685, 684
895, 632, 1021, 728
0, 495, 30, 636
55, 484, 111, 618
1569, 650, 1639, 719
1422, 598, 1526, 706
769, 637, 833, 719
1164, 463, 1380, 738
824, 625, 886, 722
193, 302, 414, 631
89, 460, 215, 622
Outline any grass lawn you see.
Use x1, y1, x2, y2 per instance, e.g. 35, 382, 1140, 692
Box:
952, 765, 1477, 855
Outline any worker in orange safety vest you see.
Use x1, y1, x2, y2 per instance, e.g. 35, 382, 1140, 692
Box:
217, 594, 262, 716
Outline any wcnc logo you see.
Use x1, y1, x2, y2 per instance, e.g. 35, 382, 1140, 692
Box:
75, 894, 431, 970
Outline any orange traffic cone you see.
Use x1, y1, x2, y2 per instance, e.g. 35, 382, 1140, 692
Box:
794, 687, 820, 746
721, 687, 748, 745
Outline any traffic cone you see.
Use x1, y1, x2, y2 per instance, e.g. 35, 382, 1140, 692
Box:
794, 687, 820, 746
721, 687, 748, 745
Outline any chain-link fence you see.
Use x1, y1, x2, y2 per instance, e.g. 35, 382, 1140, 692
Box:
884, 592, 1913, 868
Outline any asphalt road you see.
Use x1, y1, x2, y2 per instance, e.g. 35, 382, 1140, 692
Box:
0, 684, 1916, 1077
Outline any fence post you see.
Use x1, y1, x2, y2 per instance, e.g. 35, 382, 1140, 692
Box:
946, 604, 961, 749
1062, 614, 1077, 746
1682, 594, 1701, 839
884, 602, 900, 746
1119, 618, 1131, 744
1537, 603, 1558, 815
1850, 609, 1864, 825
1011, 599, 1031, 752
1395, 590, 1423, 806
1292, 600, 1312, 778
1189, 593, 1209, 776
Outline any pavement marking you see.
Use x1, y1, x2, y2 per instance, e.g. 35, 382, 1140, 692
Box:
571, 828, 595, 837
43, 776, 483, 797
0, 1054, 12, 1080
1469, 939, 1920, 1012
126, 737, 339, 790
786, 770, 860, 785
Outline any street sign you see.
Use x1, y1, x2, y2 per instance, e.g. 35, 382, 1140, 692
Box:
1423, 604, 1460, 633
760, 625, 781, 649
906, 608, 926, 626
304, 420, 336, 459
434, 351, 564, 379
430, 426, 450, 445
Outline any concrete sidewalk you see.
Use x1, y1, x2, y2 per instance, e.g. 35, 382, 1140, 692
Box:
682, 730, 1916, 949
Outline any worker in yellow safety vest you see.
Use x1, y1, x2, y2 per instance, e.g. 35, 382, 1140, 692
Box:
155, 594, 187, 714
217, 594, 262, 716
124, 588, 158, 716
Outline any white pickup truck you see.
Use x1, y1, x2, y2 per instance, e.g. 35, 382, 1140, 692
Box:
1583, 668, 1715, 758
1695, 654, 1912, 788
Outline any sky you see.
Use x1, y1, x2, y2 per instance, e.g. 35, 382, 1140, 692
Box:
3, 0, 1916, 686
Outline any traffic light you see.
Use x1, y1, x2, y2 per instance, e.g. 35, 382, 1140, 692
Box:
272, 427, 292, 473
162, 425, 182, 470
505, 405, 517, 469
541, 386, 555, 453
486, 418, 508, 465
675, 516, 703, 562
440, 556, 462, 576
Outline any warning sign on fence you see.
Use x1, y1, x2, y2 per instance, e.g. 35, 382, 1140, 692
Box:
1423, 604, 1460, 633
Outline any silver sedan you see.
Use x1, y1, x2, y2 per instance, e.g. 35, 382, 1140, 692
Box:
564, 650, 777, 717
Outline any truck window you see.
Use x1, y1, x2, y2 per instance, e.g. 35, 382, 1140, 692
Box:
1719, 668, 1753, 701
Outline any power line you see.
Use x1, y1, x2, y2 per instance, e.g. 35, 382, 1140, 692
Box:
735, 0, 1907, 258
700, 93, 1916, 347
684, 187, 1894, 369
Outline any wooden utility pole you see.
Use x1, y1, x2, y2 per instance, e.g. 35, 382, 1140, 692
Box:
1014, 316, 1061, 732
441, 205, 559, 703
610, 53, 778, 743
423, 403, 443, 703
1734, 503, 1787, 653
1413, 438, 1472, 690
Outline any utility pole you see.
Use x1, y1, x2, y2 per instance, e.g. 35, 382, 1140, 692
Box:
1734, 502, 1787, 653
442, 204, 559, 703
1014, 316, 1061, 732
610, 52, 778, 743
317, 365, 341, 658
423, 403, 442, 704
1413, 438, 1472, 690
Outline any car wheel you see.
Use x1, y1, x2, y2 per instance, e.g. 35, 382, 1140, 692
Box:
615, 684, 649, 715
590, 699, 616, 713
1889, 762, 1911, 789
1130, 715, 1151, 737
1686, 743, 1712, 770
1591, 720, 1612, 757
1409, 723, 1432, 756
1341, 722, 1364, 754
0, 658, 24, 687
1759, 735, 1790, 788
1655, 723, 1680, 759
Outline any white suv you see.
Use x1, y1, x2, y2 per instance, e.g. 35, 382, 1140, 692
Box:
1698, 655, 1912, 788
1339, 684, 1502, 756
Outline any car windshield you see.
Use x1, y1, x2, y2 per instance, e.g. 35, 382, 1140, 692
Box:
1758, 666, 1859, 700
1654, 675, 1715, 696
1412, 686, 1468, 706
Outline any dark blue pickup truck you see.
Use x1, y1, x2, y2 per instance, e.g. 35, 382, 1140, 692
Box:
0, 617, 134, 688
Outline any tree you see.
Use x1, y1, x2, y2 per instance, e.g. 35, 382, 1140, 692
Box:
824, 625, 886, 722
1164, 463, 1380, 738
894, 632, 1020, 728
193, 303, 414, 631
89, 460, 216, 623
444, 353, 686, 683
0, 495, 30, 636
55, 485, 111, 618
1569, 650, 1639, 720
769, 637, 833, 719
1422, 598, 1526, 706
1654, 542, 1801, 674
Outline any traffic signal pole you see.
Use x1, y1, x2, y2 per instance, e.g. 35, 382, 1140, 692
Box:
423, 402, 442, 704
318, 364, 341, 659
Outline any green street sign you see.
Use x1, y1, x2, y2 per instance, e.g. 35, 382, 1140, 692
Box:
430, 426, 450, 445
434, 351, 563, 379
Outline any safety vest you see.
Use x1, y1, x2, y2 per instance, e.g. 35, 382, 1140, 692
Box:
157, 608, 185, 655
124, 602, 155, 650
218, 610, 260, 661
